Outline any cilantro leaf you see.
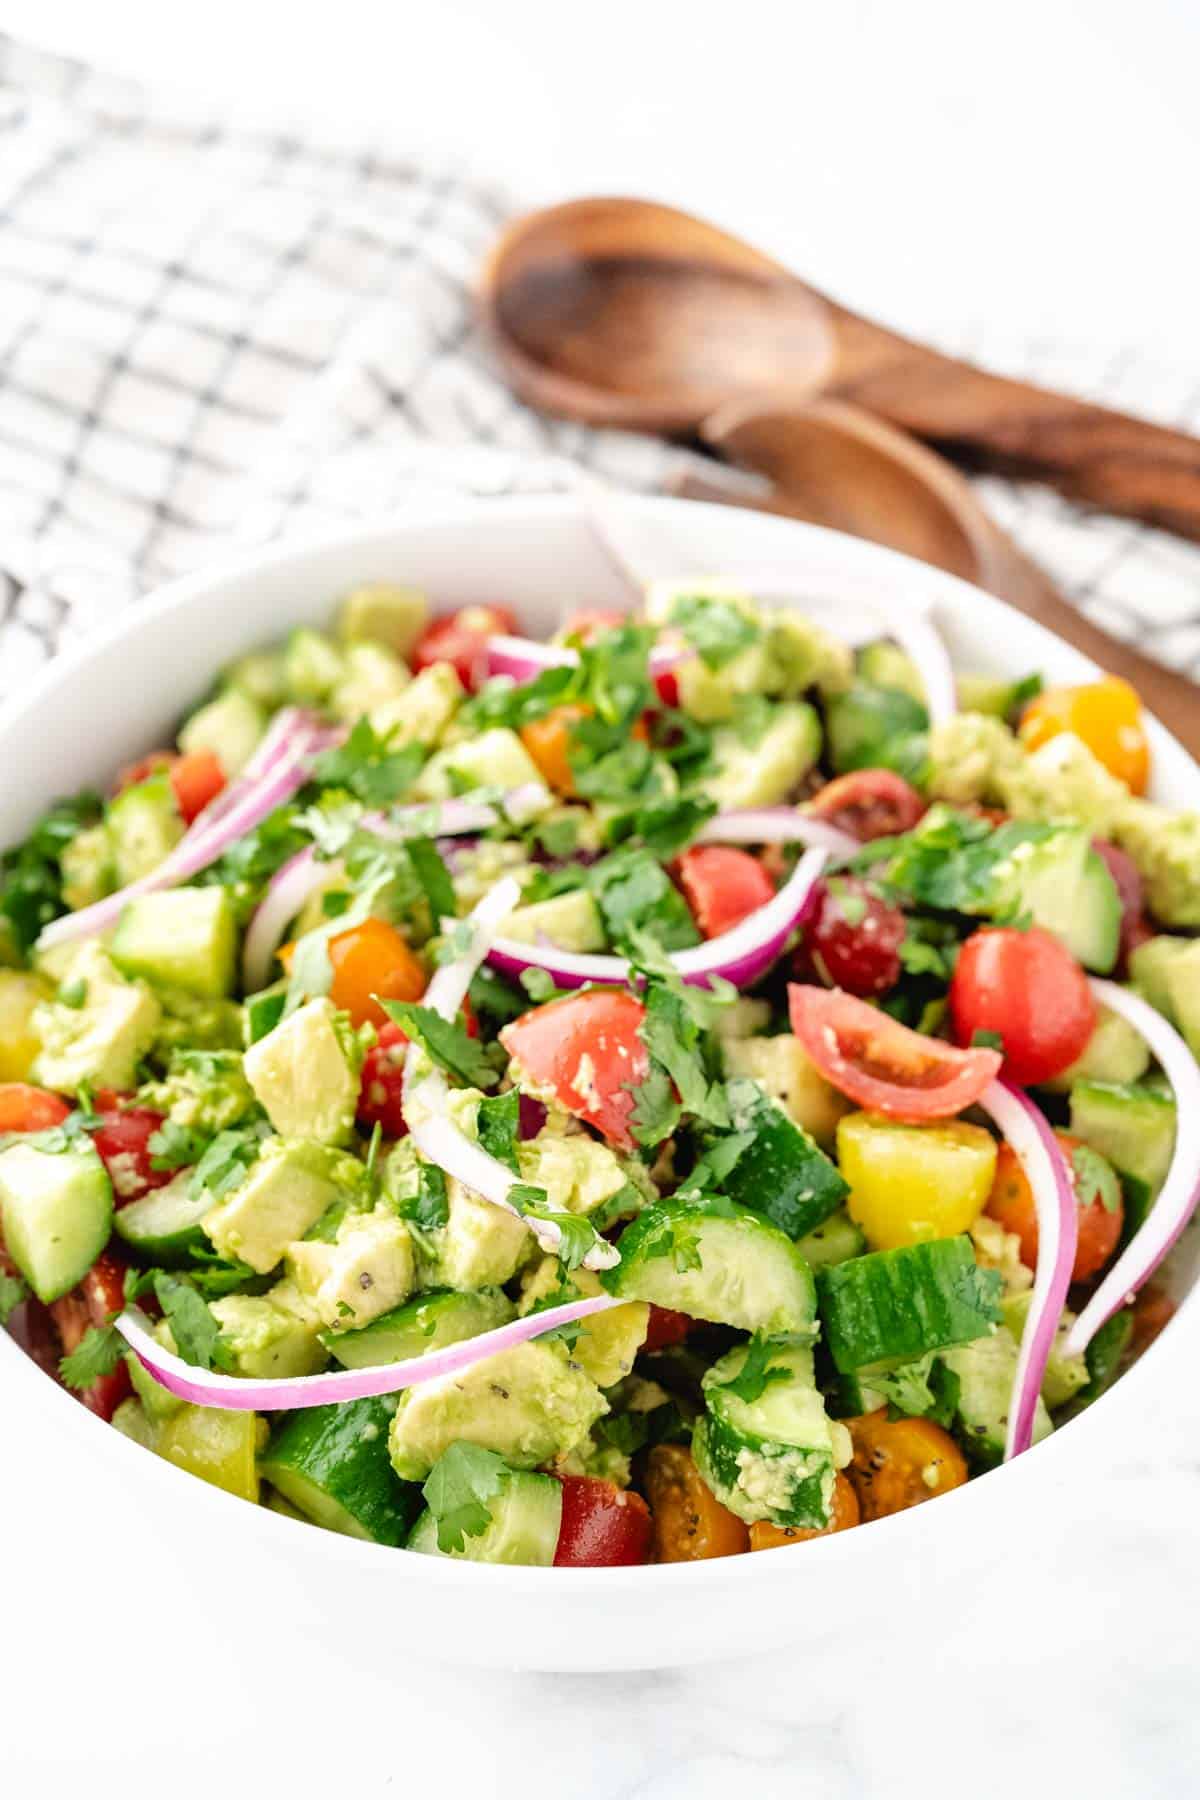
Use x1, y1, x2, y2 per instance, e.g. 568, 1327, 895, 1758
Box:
507, 1183, 600, 1272
148, 1118, 211, 1172
0, 1269, 29, 1325
867, 1353, 961, 1428
476, 1089, 521, 1173
396, 1164, 450, 1232
0, 788, 102, 956
602, 794, 717, 859
153, 1272, 234, 1372
970, 1029, 1004, 1052
718, 1335, 793, 1405
59, 1323, 126, 1391
666, 593, 760, 670
310, 718, 425, 807
1071, 1143, 1122, 1214
381, 1001, 500, 1090
422, 1442, 510, 1553
406, 837, 456, 929
188, 1123, 270, 1203
587, 847, 700, 953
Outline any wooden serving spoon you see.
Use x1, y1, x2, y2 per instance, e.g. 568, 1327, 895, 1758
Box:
480, 196, 1200, 543
666, 399, 1199, 754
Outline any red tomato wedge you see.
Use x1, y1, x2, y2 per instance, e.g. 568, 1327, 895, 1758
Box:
500, 989, 648, 1151
805, 769, 925, 842
88, 1094, 173, 1204
49, 1249, 133, 1421
553, 1476, 653, 1567
0, 1084, 71, 1133
787, 985, 1001, 1121
676, 846, 774, 940
643, 1305, 691, 1352
356, 1021, 410, 1140
412, 605, 518, 692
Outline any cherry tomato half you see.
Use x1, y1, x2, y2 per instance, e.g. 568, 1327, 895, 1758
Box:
644, 1445, 749, 1562
329, 916, 427, 1030
0, 1084, 71, 1134
800, 875, 906, 997
642, 1305, 691, 1352
553, 1476, 653, 1567
845, 1411, 968, 1520
676, 845, 775, 940
88, 1094, 173, 1204
787, 985, 1001, 1121
412, 605, 518, 693
1020, 676, 1150, 795
949, 926, 1096, 1088
356, 1021, 409, 1139
116, 750, 226, 825
986, 1130, 1122, 1282
805, 769, 926, 842
500, 989, 649, 1151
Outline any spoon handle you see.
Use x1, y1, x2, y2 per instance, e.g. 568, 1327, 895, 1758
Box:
825, 310, 1200, 544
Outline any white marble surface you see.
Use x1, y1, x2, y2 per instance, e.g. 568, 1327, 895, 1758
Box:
2, 1, 1199, 1792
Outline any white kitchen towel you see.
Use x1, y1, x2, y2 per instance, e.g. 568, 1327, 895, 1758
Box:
2, 32, 1199, 697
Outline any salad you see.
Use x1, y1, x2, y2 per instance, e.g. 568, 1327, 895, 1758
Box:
1, 574, 1197, 1569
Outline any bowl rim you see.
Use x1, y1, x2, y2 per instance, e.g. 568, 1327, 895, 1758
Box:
3, 491, 1197, 1592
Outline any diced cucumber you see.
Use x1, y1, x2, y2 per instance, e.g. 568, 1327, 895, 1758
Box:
111, 887, 236, 999
126, 1350, 186, 1422
796, 1210, 867, 1268
941, 1328, 1051, 1467
1068, 1080, 1177, 1197
1059, 1309, 1134, 1419
956, 670, 1039, 719
406, 1470, 563, 1566
826, 682, 929, 777
179, 688, 265, 778
1007, 832, 1120, 974
284, 627, 345, 703
323, 1288, 515, 1369
260, 1397, 420, 1545
226, 647, 288, 710
105, 772, 184, 885
1000, 1290, 1089, 1410
114, 1171, 212, 1263
816, 1237, 1002, 1374
337, 582, 430, 658
415, 727, 543, 801
0, 1141, 113, 1303
695, 1078, 848, 1240
835, 1112, 997, 1252
604, 1202, 818, 1337
693, 1340, 844, 1530
503, 890, 607, 953
156, 1404, 263, 1502
1041, 1006, 1151, 1093
1128, 935, 1188, 1025
1158, 938, 1200, 1061
112, 1398, 157, 1449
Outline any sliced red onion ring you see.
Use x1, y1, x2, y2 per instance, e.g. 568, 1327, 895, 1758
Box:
694, 808, 858, 860
401, 877, 618, 1272
239, 783, 551, 991
481, 632, 685, 687
114, 1292, 623, 1411
976, 1078, 1078, 1461
1063, 980, 1199, 1357
486, 844, 828, 993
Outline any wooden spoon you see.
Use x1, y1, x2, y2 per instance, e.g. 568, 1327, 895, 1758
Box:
480, 196, 1200, 543
672, 399, 1199, 754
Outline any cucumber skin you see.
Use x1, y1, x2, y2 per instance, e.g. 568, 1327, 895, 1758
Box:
406, 1471, 563, 1565
817, 1237, 1002, 1375
693, 1414, 832, 1532
0, 1143, 113, 1304
604, 1202, 818, 1337
260, 1397, 420, 1546
322, 1288, 515, 1369
113, 1176, 212, 1264
706, 1085, 848, 1240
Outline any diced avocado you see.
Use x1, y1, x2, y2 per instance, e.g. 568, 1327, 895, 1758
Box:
369, 661, 463, 747
407, 1469, 563, 1566
32, 942, 161, 1092
693, 1341, 849, 1529
722, 1033, 850, 1149
283, 627, 345, 704
155, 1404, 263, 1502
714, 997, 771, 1042
1042, 1006, 1151, 1093
111, 886, 237, 999
942, 1327, 1051, 1467
202, 1138, 355, 1274
126, 1351, 185, 1422
702, 703, 822, 809
969, 1214, 1033, 1298
796, 1209, 867, 1268
0, 969, 48, 1081
816, 1237, 1002, 1375
225, 648, 287, 710
139, 1049, 257, 1132
0, 1140, 113, 1303
337, 582, 430, 658
152, 989, 243, 1058
330, 641, 411, 724
411, 1176, 533, 1291
1128, 934, 1188, 1023
1068, 1080, 1177, 1198
414, 726, 543, 801
179, 688, 265, 778
1000, 1290, 1089, 1410
826, 682, 928, 779
261, 1396, 420, 1544
323, 1287, 515, 1369
388, 1339, 606, 1481
998, 732, 1128, 837
209, 1280, 329, 1377
105, 772, 184, 885
519, 1256, 648, 1388
1114, 799, 1200, 928
858, 641, 923, 702
503, 889, 606, 953
515, 1130, 642, 1222
836, 1112, 997, 1251
242, 997, 363, 1146
285, 1204, 415, 1331
998, 827, 1120, 974
606, 1202, 818, 1337
926, 712, 1024, 807
59, 824, 115, 912
112, 1398, 157, 1449
695, 1078, 848, 1239
769, 611, 853, 698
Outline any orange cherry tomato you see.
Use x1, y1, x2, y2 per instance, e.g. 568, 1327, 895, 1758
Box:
500, 988, 649, 1150
676, 845, 775, 940
0, 1084, 71, 1133
845, 1410, 968, 1520
520, 702, 648, 797
644, 1445, 749, 1562
327, 917, 427, 1030
560, 609, 628, 644
1020, 676, 1150, 795
748, 1472, 860, 1549
986, 1130, 1123, 1283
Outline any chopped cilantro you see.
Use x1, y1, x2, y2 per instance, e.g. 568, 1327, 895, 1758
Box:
310, 717, 425, 807
0, 1269, 29, 1325
507, 1183, 600, 1272
396, 1164, 450, 1232
406, 837, 456, 929
603, 794, 718, 859
666, 593, 760, 670
59, 1323, 126, 1391
970, 1029, 1004, 1052
476, 1089, 521, 1172
587, 847, 699, 953
148, 1118, 211, 1172
0, 788, 101, 956
717, 1334, 793, 1404
1071, 1143, 1122, 1214
422, 1442, 509, 1554
188, 1123, 270, 1203
153, 1271, 235, 1371
380, 1000, 500, 1090
467, 965, 528, 1028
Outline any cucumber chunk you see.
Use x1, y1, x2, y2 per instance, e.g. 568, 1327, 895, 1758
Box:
1010, 834, 1120, 974
114, 1170, 212, 1263
322, 1287, 516, 1368
111, 887, 236, 999
105, 772, 184, 885
407, 1470, 563, 1565
796, 1210, 867, 1269
156, 1404, 262, 1502
817, 1237, 1002, 1374
604, 1202, 818, 1337
1000, 1290, 1088, 1410
1068, 1079, 1177, 1197
0, 1141, 113, 1303
694, 1079, 848, 1240
261, 1397, 420, 1544
941, 1327, 1051, 1467
693, 1340, 845, 1530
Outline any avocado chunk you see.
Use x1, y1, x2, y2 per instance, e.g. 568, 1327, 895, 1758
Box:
283, 627, 345, 704
242, 997, 363, 1146
412, 1177, 533, 1291
502, 889, 606, 953
1041, 1005, 1151, 1093
59, 824, 115, 912
722, 1033, 850, 1150
0, 1140, 113, 1303
515, 1129, 644, 1222
202, 1138, 358, 1274
1114, 799, 1200, 928
927, 712, 1024, 807
32, 942, 161, 1092
0, 968, 49, 1082
702, 703, 822, 809
285, 1204, 416, 1331
138, 1048, 257, 1132
387, 1340, 607, 1480
519, 1255, 648, 1388
414, 726, 543, 801
111, 886, 237, 999
337, 582, 430, 658
179, 688, 265, 778
998, 731, 1129, 837
105, 771, 185, 885
1128, 935, 1200, 1060
330, 641, 412, 723
225, 647, 287, 710
209, 1280, 329, 1377
369, 661, 463, 746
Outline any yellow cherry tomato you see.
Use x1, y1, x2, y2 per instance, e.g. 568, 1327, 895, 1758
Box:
1019, 676, 1149, 794
845, 1411, 968, 1520
836, 1111, 998, 1251
0, 970, 48, 1082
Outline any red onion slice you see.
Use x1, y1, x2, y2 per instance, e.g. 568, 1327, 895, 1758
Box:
1063, 979, 1200, 1357
114, 1292, 623, 1411
486, 845, 828, 993
481, 632, 685, 687
694, 808, 858, 860
976, 1078, 1079, 1460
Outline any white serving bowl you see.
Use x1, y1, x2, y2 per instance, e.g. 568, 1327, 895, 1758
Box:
3, 496, 1198, 1672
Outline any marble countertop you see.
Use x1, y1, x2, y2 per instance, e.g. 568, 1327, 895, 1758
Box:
2, 1, 1198, 1792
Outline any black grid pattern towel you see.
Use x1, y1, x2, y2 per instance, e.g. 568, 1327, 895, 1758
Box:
2, 33, 1199, 698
